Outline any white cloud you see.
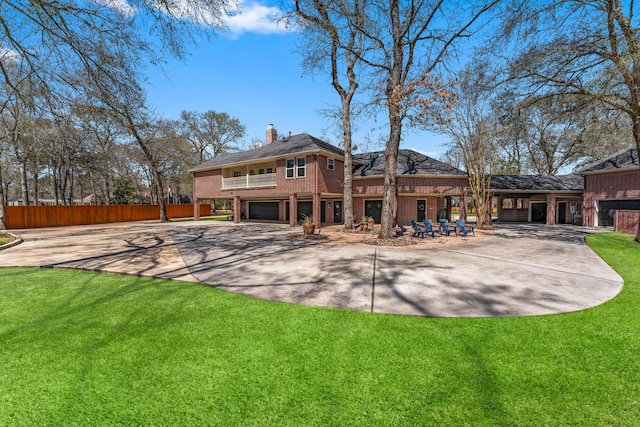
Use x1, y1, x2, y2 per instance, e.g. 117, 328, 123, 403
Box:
94, 0, 137, 18
224, 1, 290, 38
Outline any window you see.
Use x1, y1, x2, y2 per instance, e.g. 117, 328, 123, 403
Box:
287, 157, 306, 178
286, 159, 295, 178
517, 198, 527, 209
233, 170, 242, 178
502, 198, 513, 209
266, 167, 273, 174
327, 158, 335, 170
259, 169, 265, 175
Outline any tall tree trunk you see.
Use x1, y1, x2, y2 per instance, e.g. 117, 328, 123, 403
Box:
19, 160, 29, 206
33, 168, 39, 206
378, 0, 403, 239
379, 116, 401, 238
342, 99, 354, 230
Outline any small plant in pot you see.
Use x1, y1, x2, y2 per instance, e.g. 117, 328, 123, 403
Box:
360, 215, 370, 231
301, 214, 315, 235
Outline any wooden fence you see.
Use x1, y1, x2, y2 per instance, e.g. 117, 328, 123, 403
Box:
5, 204, 211, 230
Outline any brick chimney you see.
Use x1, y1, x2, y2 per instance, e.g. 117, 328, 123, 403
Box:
266, 124, 277, 144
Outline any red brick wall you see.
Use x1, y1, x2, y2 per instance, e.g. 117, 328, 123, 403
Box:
194, 154, 345, 199
614, 210, 640, 235
496, 194, 581, 224
584, 169, 640, 226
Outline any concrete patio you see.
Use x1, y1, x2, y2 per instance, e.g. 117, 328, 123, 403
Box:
0, 221, 623, 317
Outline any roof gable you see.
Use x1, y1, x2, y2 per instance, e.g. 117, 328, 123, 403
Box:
190, 133, 345, 172
577, 146, 638, 174
352, 149, 466, 177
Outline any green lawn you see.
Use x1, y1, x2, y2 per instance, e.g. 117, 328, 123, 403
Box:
0, 233, 638, 426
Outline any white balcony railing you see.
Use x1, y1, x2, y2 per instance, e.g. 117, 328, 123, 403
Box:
222, 173, 277, 190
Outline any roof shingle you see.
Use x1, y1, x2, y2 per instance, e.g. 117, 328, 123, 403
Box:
190, 133, 345, 172
577, 146, 638, 174
352, 150, 466, 177
490, 174, 584, 192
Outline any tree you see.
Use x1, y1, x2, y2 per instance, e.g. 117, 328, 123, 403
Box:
328, 0, 499, 238
292, 0, 365, 230
178, 110, 246, 163
0, 0, 232, 224
501, 0, 640, 241
113, 176, 137, 205
438, 64, 500, 229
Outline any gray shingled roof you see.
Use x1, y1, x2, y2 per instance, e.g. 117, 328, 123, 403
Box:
490, 174, 584, 192
190, 133, 345, 171
577, 146, 638, 174
352, 150, 466, 177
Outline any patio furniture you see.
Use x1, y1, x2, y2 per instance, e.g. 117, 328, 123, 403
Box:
439, 220, 457, 236
422, 219, 436, 238
410, 219, 426, 238
455, 219, 475, 237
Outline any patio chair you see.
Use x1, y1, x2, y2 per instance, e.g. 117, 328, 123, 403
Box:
455, 219, 475, 237
439, 219, 457, 236
410, 219, 426, 238
422, 219, 436, 238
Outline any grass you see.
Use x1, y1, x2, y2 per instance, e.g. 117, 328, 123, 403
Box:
0, 232, 639, 425
0, 232, 13, 245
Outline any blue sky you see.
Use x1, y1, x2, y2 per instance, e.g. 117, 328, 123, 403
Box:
144, 0, 450, 157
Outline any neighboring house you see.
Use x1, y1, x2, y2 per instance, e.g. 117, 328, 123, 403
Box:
190, 125, 470, 227
491, 175, 584, 225
577, 146, 640, 231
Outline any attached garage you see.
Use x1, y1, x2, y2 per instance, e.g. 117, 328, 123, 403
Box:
248, 201, 280, 220
285, 201, 326, 222
597, 199, 640, 227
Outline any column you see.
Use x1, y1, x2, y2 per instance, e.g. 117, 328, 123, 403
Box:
289, 194, 298, 227
194, 198, 200, 221
233, 196, 241, 224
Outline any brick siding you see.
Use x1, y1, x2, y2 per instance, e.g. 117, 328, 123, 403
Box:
614, 210, 640, 235
583, 169, 640, 226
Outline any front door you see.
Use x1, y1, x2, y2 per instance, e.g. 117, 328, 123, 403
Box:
333, 201, 342, 223
416, 199, 426, 222
364, 200, 383, 223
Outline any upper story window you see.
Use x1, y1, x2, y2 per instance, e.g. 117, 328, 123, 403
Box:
233, 170, 242, 178
327, 158, 335, 170
297, 157, 306, 177
286, 157, 306, 178
286, 159, 295, 178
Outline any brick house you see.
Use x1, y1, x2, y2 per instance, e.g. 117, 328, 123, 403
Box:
491, 175, 584, 225
191, 126, 470, 228
578, 146, 640, 231
191, 126, 640, 230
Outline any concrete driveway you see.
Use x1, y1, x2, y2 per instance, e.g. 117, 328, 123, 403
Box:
0, 221, 623, 317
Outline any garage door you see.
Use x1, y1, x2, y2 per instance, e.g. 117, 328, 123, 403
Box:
248, 202, 279, 220
598, 199, 640, 227
285, 201, 326, 222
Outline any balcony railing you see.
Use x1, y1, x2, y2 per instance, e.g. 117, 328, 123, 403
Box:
222, 173, 277, 190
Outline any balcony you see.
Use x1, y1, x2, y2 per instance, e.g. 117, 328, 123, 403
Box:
222, 173, 277, 190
